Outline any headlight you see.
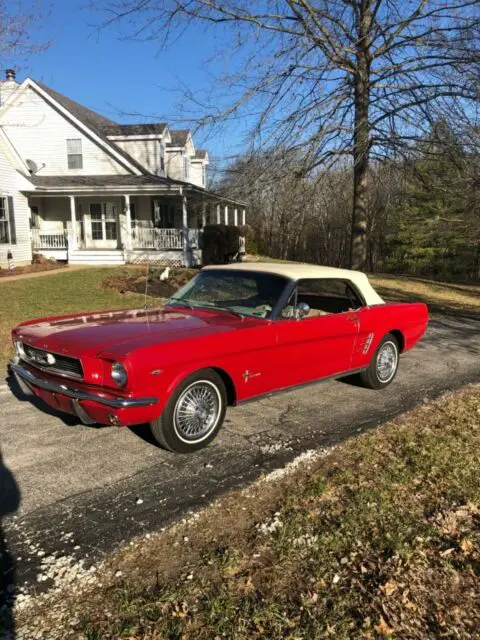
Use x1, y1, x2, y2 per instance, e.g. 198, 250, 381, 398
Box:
14, 340, 25, 358
111, 361, 128, 388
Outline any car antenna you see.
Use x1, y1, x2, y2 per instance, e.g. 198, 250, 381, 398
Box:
144, 260, 150, 310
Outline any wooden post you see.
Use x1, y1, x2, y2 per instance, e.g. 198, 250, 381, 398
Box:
201, 201, 207, 228
234, 207, 238, 226
182, 193, 189, 266
216, 204, 221, 224
224, 205, 228, 225
69, 196, 77, 250
242, 208, 246, 226
124, 194, 132, 250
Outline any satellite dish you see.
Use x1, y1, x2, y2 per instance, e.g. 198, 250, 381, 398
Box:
26, 158, 39, 174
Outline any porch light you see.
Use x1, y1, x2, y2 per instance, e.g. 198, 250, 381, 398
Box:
111, 361, 128, 388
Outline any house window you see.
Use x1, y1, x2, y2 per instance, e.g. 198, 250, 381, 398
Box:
0, 198, 9, 243
90, 203, 103, 240
159, 143, 165, 174
90, 203, 117, 241
30, 206, 40, 229
105, 203, 117, 240
67, 138, 83, 169
153, 200, 175, 228
183, 154, 189, 180
130, 202, 137, 239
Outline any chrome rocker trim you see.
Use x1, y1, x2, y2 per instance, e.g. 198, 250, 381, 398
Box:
9, 359, 158, 409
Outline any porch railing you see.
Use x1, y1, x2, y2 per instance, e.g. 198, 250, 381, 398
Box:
132, 227, 184, 250
32, 229, 68, 250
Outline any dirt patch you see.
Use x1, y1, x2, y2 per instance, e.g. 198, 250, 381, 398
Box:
102, 267, 197, 299
0, 261, 66, 278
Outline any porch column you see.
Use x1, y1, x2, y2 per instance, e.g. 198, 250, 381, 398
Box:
224, 204, 229, 225
201, 202, 207, 228
69, 196, 77, 250
242, 207, 246, 226
216, 204, 221, 224
124, 194, 132, 250
182, 193, 189, 266
234, 207, 238, 226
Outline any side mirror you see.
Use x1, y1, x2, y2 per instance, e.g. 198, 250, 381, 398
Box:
295, 302, 310, 319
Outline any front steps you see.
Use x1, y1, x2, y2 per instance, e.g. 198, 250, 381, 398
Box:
68, 249, 126, 265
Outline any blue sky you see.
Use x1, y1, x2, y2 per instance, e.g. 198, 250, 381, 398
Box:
11, 0, 246, 162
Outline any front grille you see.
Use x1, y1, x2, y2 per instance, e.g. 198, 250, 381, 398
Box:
22, 344, 83, 379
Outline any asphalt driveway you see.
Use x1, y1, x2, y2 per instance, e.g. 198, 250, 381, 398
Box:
1, 314, 479, 593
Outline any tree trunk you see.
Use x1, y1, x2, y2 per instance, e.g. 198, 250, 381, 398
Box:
350, 2, 371, 271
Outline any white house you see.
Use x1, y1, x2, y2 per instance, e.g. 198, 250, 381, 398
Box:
0, 70, 246, 267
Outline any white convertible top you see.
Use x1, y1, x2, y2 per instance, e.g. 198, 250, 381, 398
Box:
203, 262, 384, 306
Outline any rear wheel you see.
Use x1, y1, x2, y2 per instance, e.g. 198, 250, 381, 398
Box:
359, 333, 399, 390
150, 369, 227, 453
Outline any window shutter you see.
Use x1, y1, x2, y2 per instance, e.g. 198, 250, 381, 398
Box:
7, 196, 16, 244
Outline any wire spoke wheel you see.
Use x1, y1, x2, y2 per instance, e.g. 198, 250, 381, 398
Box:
376, 341, 398, 383
173, 380, 221, 442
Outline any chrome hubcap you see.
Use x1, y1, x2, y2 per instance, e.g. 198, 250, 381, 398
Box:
174, 381, 221, 442
376, 341, 398, 383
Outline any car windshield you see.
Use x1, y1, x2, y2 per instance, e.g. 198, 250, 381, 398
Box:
166, 269, 289, 319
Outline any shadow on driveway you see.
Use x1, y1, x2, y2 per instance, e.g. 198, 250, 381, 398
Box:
0, 451, 20, 639
6, 371, 84, 428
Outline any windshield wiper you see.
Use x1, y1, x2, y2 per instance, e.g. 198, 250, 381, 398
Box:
196, 303, 245, 319
165, 298, 194, 310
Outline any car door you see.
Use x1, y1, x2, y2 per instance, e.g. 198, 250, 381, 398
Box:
274, 278, 362, 388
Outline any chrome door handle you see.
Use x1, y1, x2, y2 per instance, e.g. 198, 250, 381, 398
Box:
347, 316, 360, 322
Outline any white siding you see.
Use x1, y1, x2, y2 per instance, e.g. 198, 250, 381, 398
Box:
114, 139, 164, 175
0, 141, 32, 266
189, 161, 205, 188
165, 149, 184, 180
1, 86, 130, 176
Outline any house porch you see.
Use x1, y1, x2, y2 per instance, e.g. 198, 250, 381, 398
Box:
29, 193, 246, 267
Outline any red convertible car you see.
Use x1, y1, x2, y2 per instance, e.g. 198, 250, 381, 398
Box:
10, 263, 428, 453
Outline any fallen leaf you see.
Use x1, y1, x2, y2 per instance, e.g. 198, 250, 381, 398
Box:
381, 580, 398, 597
374, 616, 394, 637
460, 539, 473, 554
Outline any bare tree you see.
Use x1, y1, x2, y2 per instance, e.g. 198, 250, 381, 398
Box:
100, 0, 479, 268
0, 1, 50, 65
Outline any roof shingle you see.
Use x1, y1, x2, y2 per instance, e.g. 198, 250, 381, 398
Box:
167, 129, 190, 147
104, 123, 167, 136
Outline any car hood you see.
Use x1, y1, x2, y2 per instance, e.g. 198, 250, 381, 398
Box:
15, 307, 258, 359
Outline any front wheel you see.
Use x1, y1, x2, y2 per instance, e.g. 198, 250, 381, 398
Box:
150, 369, 227, 453
359, 334, 399, 390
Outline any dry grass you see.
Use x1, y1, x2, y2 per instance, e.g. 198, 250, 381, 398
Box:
370, 274, 480, 316
16, 385, 480, 639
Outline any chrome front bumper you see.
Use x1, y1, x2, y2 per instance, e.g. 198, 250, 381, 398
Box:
9, 359, 158, 409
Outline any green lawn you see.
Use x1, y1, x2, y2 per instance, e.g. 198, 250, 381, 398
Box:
0, 267, 147, 368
